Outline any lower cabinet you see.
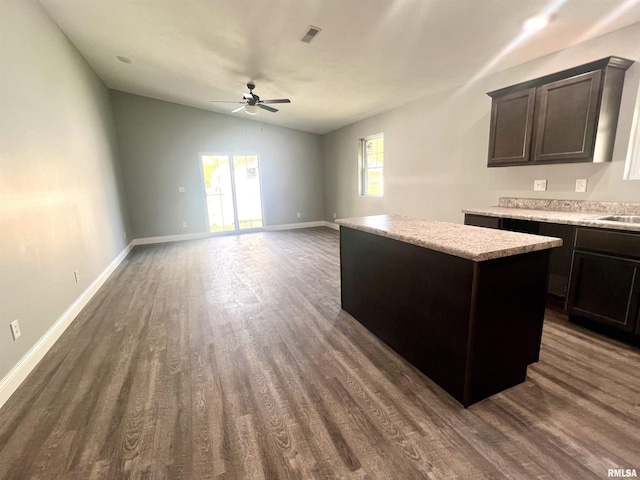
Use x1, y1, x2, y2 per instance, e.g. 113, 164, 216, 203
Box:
464, 215, 640, 340
464, 214, 575, 302
538, 223, 576, 299
567, 227, 640, 336
567, 252, 640, 332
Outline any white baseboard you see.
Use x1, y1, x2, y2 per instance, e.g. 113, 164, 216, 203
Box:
266, 221, 326, 231
0, 241, 135, 409
133, 232, 211, 246
135, 223, 335, 245
324, 221, 339, 231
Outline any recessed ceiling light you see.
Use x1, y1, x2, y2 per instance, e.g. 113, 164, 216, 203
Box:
523, 16, 549, 31
116, 56, 132, 64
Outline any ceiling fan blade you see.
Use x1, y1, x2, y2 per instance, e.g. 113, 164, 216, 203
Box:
209, 100, 245, 103
258, 104, 278, 113
260, 99, 291, 104
231, 105, 246, 113
243, 93, 254, 100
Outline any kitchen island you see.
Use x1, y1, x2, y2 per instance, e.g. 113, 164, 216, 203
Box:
337, 214, 562, 407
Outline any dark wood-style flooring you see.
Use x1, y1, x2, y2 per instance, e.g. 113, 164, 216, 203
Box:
1, 227, 639, 479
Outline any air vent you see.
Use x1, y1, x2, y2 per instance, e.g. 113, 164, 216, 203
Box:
300, 25, 322, 44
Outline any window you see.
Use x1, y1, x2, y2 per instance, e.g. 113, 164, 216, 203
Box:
360, 134, 384, 196
624, 86, 640, 180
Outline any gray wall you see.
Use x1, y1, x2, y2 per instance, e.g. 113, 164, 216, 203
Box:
323, 23, 640, 224
111, 92, 324, 238
0, 1, 129, 379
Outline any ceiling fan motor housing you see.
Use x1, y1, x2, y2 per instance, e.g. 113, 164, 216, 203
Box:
244, 82, 258, 104
211, 82, 289, 114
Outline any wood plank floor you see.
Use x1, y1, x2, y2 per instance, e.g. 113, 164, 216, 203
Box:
1, 227, 639, 479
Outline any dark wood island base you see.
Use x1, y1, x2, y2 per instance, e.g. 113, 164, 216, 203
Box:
338, 217, 561, 407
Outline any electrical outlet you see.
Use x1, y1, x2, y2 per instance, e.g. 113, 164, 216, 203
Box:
124, 231, 127, 240
297, 212, 301, 218
73, 270, 80, 283
575, 178, 588, 193
178, 186, 186, 193
333, 212, 337, 219
182, 221, 188, 228
10, 320, 21, 340
533, 179, 547, 191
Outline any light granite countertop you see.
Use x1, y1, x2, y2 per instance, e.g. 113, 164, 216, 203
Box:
336, 214, 562, 262
462, 206, 640, 232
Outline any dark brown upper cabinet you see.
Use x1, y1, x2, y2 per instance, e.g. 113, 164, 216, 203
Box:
487, 88, 535, 165
532, 71, 601, 163
487, 56, 633, 167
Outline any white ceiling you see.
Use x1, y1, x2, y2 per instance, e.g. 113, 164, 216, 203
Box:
40, 0, 640, 134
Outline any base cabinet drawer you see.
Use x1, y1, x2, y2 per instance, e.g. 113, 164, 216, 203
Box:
575, 228, 640, 259
568, 251, 640, 332
464, 214, 501, 229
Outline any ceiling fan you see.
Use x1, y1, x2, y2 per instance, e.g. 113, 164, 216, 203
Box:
210, 82, 291, 115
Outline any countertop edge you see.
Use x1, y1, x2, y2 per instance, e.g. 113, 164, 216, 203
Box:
337, 219, 562, 262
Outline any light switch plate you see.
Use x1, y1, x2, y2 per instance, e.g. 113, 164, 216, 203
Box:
575, 178, 587, 193
533, 179, 547, 191
178, 186, 186, 193
10, 320, 21, 340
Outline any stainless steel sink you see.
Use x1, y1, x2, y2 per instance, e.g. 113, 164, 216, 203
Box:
596, 215, 640, 224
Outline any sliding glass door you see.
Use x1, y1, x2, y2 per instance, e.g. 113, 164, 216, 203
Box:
201, 154, 264, 233
232, 155, 264, 229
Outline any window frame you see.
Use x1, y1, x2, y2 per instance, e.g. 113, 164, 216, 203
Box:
359, 133, 384, 197
199, 152, 266, 234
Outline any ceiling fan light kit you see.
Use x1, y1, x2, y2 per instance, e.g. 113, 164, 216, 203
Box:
245, 105, 260, 115
210, 82, 291, 116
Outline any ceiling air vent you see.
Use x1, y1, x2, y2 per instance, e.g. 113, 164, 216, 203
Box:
300, 25, 322, 44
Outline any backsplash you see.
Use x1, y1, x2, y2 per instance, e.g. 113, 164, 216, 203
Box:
498, 198, 640, 215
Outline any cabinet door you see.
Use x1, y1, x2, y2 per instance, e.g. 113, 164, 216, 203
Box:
568, 251, 640, 332
487, 88, 535, 166
532, 70, 602, 163
538, 223, 576, 300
